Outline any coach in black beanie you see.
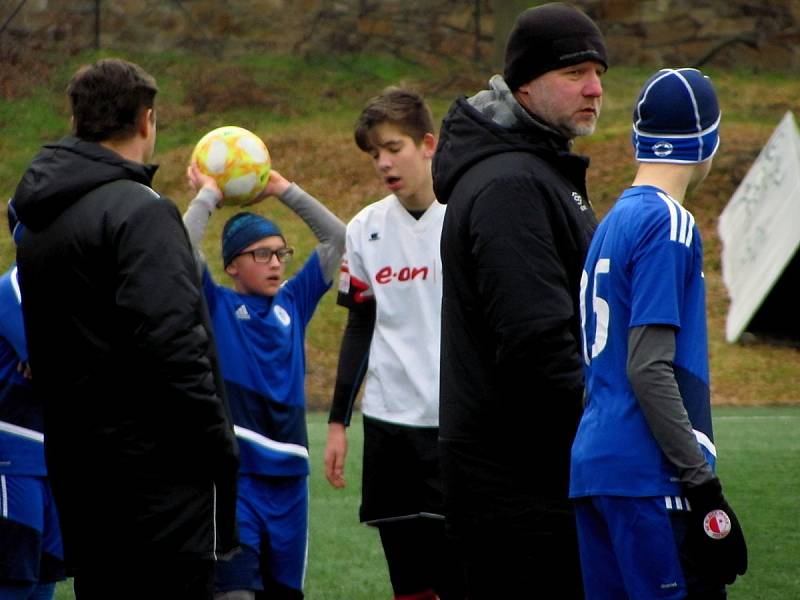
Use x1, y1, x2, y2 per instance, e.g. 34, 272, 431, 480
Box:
432, 3, 608, 599
504, 2, 607, 91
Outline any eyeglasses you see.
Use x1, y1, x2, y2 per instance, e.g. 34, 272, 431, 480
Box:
239, 247, 294, 264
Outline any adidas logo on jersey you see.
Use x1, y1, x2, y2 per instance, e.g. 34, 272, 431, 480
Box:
235, 304, 251, 320
369, 232, 380, 241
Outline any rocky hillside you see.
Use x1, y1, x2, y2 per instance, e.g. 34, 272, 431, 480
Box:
3, 1, 799, 74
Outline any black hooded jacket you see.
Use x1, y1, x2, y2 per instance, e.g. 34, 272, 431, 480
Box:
433, 98, 597, 509
12, 136, 238, 568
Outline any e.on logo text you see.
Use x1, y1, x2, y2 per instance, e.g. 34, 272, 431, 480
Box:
375, 265, 429, 284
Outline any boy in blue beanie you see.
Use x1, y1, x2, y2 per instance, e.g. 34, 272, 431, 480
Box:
184, 164, 345, 600
570, 68, 747, 599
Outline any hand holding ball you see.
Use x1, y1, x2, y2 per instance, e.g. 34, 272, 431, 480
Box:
191, 126, 271, 205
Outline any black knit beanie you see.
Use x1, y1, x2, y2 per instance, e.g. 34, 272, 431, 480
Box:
504, 2, 608, 91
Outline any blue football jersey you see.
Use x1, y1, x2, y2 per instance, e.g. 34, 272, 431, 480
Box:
203, 252, 330, 477
0, 267, 46, 476
570, 185, 715, 498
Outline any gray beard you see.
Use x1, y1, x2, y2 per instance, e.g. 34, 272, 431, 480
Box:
559, 118, 597, 139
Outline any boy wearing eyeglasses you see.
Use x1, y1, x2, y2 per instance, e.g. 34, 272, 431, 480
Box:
184, 165, 346, 600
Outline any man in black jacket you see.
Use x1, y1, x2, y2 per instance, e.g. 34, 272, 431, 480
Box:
432, 4, 606, 598
11, 58, 238, 600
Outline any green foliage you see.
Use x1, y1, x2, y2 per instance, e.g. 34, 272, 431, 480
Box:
0, 95, 67, 207
54, 408, 800, 599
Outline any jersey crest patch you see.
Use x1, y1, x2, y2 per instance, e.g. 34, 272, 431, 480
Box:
703, 509, 732, 540
273, 304, 291, 327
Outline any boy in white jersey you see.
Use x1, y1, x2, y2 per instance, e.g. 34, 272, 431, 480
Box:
324, 88, 463, 599
569, 68, 747, 599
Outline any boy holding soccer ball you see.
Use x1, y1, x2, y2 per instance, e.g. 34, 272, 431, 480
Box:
184, 164, 346, 600
324, 88, 464, 599
570, 68, 747, 599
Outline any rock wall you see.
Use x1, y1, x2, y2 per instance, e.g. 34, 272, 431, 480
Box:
3, 0, 799, 71
589, 0, 800, 70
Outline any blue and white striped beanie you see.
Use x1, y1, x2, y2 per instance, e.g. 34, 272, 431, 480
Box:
632, 68, 720, 164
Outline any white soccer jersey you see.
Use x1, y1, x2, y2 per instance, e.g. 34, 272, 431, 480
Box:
338, 194, 445, 427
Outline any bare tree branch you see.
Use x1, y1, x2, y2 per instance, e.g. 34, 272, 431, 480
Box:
0, 0, 28, 36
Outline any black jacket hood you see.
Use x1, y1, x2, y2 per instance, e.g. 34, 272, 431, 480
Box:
433, 97, 581, 205
12, 136, 158, 232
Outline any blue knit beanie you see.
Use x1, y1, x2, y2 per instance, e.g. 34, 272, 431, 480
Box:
632, 68, 720, 164
221, 212, 283, 267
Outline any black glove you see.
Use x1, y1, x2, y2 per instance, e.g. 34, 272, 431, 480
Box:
684, 477, 748, 586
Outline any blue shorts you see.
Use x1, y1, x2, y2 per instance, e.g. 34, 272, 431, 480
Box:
575, 496, 727, 600
0, 474, 64, 583
574, 496, 686, 600
215, 474, 307, 594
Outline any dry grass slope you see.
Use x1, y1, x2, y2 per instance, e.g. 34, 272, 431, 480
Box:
1, 53, 797, 409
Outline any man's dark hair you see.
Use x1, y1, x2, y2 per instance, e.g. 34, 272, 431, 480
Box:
67, 58, 158, 142
354, 87, 434, 153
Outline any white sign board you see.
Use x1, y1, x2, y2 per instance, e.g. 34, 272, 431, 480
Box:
718, 111, 800, 343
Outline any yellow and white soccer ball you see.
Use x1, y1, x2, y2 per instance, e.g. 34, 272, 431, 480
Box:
191, 126, 271, 205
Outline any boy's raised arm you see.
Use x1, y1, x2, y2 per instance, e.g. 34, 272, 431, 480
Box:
275, 176, 346, 283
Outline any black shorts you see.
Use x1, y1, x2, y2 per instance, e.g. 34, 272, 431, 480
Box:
360, 415, 444, 524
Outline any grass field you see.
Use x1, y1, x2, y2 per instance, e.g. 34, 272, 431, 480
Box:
712, 406, 800, 599
53, 406, 800, 599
